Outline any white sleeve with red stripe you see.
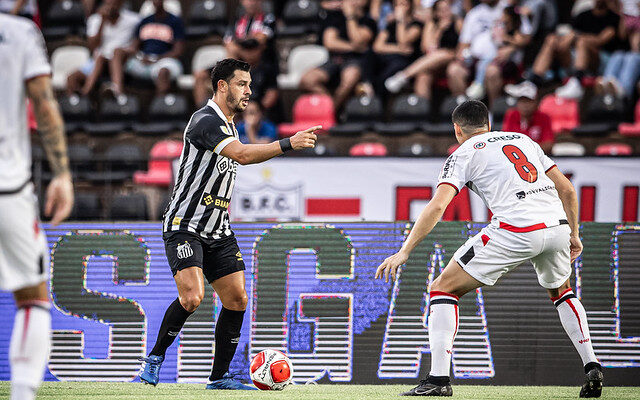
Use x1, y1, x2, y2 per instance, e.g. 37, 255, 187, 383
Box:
437, 146, 472, 194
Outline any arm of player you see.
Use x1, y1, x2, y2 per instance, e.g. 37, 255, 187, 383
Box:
375, 184, 457, 282
546, 166, 583, 262
220, 125, 321, 165
27, 75, 74, 226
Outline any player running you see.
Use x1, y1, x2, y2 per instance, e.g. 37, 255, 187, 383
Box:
138, 58, 320, 389
376, 100, 602, 397
0, 15, 74, 400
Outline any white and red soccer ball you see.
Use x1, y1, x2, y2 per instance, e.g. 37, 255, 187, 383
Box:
249, 349, 293, 390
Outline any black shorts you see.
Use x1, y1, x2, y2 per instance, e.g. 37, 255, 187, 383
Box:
163, 231, 245, 283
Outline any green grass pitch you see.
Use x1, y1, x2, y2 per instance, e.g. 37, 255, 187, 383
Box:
1, 382, 639, 400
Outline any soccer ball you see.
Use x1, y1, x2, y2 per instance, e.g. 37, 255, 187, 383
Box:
249, 349, 293, 390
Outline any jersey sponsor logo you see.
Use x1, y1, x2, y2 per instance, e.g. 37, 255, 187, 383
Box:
516, 191, 526, 199
440, 155, 457, 179
201, 193, 230, 210
235, 251, 243, 261
176, 241, 194, 259
488, 134, 521, 142
172, 217, 182, 225
474, 142, 486, 149
220, 125, 231, 136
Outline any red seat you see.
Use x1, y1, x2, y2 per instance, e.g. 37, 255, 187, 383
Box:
447, 144, 460, 155
278, 94, 335, 137
349, 142, 387, 156
134, 140, 183, 187
539, 94, 579, 134
594, 143, 633, 156
618, 99, 640, 137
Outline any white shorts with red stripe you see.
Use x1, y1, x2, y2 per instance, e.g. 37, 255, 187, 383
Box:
453, 222, 572, 289
0, 183, 49, 292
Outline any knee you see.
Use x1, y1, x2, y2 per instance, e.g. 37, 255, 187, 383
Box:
181, 292, 204, 313
224, 292, 248, 311
340, 67, 361, 85
485, 65, 501, 81
113, 48, 126, 60
543, 34, 558, 48
446, 62, 463, 78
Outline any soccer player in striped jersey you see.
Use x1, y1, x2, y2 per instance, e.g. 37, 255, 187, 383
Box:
0, 15, 74, 400
376, 100, 602, 397
139, 58, 320, 389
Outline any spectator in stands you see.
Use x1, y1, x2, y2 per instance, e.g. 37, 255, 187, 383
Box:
412, 0, 470, 23
594, 0, 640, 100
529, 0, 620, 100
299, 0, 377, 110
193, 0, 279, 117
518, 0, 558, 40
0, 0, 38, 21
446, 0, 514, 102
66, 0, 139, 95
237, 100, 278, 144
467, 6, 531, 105
503, 80, 554, 153
372, 0, 423, 95
109, 0, 185, 96
384, 0, 461, 99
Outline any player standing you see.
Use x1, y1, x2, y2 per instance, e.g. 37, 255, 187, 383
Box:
138, 58, 320, 389
0, 15, 74, 400
376, 100, 603, 397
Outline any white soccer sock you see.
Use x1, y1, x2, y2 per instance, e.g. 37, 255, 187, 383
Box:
552, 289, 599, 366
428, 291, 459, 377
10, 301, 51, 400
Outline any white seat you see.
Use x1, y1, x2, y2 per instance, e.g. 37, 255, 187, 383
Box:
139, 0, 182, 16
51, 45, 90, 90
277, 45, 328, 89
551, 142, 586, 156
177, 45, 226, 90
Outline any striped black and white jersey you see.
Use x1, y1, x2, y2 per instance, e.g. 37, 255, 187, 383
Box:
163, 99, 239, 239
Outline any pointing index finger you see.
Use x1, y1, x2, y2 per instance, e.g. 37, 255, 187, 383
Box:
304, 125, 323, 133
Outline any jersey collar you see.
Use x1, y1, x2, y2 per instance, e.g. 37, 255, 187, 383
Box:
207, 99, 235, 124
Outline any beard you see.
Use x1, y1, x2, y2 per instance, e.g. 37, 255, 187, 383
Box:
227, 92, 248, 113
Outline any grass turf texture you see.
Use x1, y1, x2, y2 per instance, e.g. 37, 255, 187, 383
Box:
0, 383, 638, 399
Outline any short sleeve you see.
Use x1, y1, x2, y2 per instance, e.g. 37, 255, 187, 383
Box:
187, 116, 238, 154
86, 14, 101, 37
458, 12, 474, 44
22, 22, 51, 81
437, 149, 471, 194
532, 139, 555, 172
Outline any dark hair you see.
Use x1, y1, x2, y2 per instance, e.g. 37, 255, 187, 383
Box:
210, 58, 250, 94
431, 0, 448, 24
451, 100, 489, 133
503, 6, 521, 32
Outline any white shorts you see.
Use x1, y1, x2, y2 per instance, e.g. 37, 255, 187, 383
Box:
453, 223, 572, 289
125, 56, 183, 81
0, 183, 50, 292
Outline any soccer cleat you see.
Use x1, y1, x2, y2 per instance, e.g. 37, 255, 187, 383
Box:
138, 355, 164, 386
206, 372, 257, 390
400, 379, 453, 396
579, 366, 603, 398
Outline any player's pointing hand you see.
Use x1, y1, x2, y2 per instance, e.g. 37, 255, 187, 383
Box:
290, 125, 321, 150
375, 251, 409, 283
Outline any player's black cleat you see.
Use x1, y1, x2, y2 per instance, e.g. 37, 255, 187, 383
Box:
579, 365, 603, 398
400, 377, 453, 396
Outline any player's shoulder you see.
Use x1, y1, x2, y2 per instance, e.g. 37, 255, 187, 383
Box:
0, 13, 39, 36
189, 105, 229, 135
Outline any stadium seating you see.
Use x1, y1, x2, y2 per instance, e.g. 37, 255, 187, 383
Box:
85, 143, 145, 183
177, 45, 227, 89
375, 94, 430, 136
185, 0, 226, 38
551, 142, 586, 156
423, 95, 465, 136
330, 96, 383, 136
279, 94, 335, 137
71, 192, 102, 220
279, 0, 321, 36
349, 142, 387, 156
573, 95, 624, 136
57, 94, 91, 133
595, 143, 633, 156
397, 142, 433, 157
277, 45, 329, 89
139, 0, 182, 16
43, 0, 85, 40
84, 95, 141, 135
68, 143, 95, 180
618, 99, 640, 137
490, 96, 517, 131
134, 140, 183, 187
538, 94, 579, 134
108, 193, 149, 220
133, 94, 189, 135
51, 46, 90, 90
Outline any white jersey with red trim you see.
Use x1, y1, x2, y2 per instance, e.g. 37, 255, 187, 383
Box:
0, 15, 51, 192
438, 130, 567, 228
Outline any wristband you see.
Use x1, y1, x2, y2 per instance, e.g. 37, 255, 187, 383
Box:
279, 138, 293, 152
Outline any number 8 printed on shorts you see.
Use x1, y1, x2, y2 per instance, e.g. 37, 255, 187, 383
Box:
502, 145, 538, 183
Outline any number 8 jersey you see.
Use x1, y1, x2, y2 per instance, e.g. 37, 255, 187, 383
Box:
438, 131, 567, 228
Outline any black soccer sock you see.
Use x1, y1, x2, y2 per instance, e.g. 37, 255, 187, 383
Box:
574, 69, 586, 81
150, 298, 194, 357
209, 307, 245, 381
530, 73, 544, 88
